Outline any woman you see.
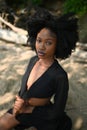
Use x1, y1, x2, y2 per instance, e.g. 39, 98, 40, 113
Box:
0, 8, 78, 130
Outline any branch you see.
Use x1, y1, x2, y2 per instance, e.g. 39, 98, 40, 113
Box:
0, 16, 28, 35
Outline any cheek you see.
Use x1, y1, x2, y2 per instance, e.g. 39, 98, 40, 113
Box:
35, 42, 38, 50
47, 45, 56, 54
51, 44, 56, 52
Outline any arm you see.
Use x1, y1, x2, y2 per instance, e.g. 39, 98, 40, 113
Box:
26, 97, 51, 106
36, 73, 69, 120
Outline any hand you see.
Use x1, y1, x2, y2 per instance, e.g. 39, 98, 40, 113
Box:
13, 95, 24, 116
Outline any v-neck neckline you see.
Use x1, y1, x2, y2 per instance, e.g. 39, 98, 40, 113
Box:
26, 57, 55, 92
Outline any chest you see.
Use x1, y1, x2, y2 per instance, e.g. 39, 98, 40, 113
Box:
19, 58, 59, 98
27, 62, 50, 90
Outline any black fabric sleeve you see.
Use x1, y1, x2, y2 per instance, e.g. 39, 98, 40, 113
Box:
36, 73, 69, 120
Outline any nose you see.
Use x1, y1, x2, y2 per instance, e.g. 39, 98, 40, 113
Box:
39, 42, 45, 50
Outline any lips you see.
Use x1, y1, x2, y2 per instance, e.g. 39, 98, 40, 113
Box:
37, 50, 45, 56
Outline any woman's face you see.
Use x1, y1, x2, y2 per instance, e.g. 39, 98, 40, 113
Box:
35, 28, 57, 60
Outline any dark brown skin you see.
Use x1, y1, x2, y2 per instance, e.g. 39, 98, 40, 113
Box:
0, 28, 57, 130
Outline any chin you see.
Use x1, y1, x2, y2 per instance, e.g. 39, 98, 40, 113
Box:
38, 55, 45, 59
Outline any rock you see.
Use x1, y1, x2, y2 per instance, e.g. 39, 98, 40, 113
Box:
0, 28, 27, 44
70, 42, 87, 63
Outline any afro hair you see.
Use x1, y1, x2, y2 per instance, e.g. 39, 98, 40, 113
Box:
27, 8, 79, 59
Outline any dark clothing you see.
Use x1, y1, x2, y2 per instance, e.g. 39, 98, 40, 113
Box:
8, 109, 72, 130
8, 56, 71, 130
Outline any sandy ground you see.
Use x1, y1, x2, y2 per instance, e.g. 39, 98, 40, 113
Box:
0, 41, 87, 130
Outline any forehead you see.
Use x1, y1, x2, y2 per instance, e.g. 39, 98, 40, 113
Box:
37, 28, 57, 38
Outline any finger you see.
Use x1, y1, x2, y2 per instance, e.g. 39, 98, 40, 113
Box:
13, 105, 21, 112
14, 101, 23, 109
16, 95, 20, 100
16, 96, 24, 103
14, 102, 21, 108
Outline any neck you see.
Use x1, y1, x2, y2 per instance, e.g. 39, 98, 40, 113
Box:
38, 57, 54, 67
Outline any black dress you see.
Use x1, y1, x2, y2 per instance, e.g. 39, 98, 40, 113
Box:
8, 56, 72, 130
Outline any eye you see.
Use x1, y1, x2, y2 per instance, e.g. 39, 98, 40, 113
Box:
45, 41, 52, 45
36, 38, 41, 43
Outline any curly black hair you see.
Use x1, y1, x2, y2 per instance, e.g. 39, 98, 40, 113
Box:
27, 8, 79, 59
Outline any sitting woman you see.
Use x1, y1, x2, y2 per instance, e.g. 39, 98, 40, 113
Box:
0, 8, 78, 130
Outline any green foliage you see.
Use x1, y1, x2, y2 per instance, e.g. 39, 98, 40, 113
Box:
63, 0, 87, 16
32, 0, 43, 5
5, 0, 43, 10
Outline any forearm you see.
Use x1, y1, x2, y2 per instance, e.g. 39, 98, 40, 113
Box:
25, 97, 50, 106
13, 97, 50, 115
